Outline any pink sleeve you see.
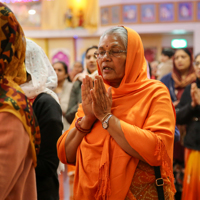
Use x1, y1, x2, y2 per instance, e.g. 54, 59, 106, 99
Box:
0, 112, 30, 199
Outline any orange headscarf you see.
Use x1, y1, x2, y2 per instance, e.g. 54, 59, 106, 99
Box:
57, 26, 175, 199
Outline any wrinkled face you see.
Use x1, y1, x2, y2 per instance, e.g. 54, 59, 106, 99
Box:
194, 55, 200, 79
85, 48, 97, 74
97, 34, 126, 88
174, 50, 191, 72
53, 62, 68, 82
73, 62, 83, 75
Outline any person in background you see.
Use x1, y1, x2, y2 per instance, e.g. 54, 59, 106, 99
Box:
149, 59, 180, 142
176, 53, 200, 200
21, 39, 63, 200
0, 3, 40, 200
57, 26, 176, 200
150, 60, 159, 79
52, 61, 73, 200
161, 48, 196, 200
157, 48, 175, 80
68, 61, 83, 82
63, 45, 98, 200
65, 45, 98, 124
53, 61, 72, 131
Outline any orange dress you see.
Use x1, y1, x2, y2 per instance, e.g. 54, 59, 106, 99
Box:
57, 26, 176, 200
181, 149, 200, 200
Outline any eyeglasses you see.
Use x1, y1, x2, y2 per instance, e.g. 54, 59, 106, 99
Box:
94, 49, 127, 59
193, 61, 200, 68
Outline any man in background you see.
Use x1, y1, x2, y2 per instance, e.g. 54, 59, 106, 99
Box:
157, 48, 175, 80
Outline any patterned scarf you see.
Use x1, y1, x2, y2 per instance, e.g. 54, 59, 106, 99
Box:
0, 3, 40, 167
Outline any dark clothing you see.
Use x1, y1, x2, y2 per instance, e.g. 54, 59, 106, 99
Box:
33, 93, 63, 200
160, 73, 180, 142
160, 73, 177, 102
65, 80, 82, 124
176, 80, 200, 151
161, 73, 183, 199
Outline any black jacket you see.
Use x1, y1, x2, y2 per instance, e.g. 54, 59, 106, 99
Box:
65, 80, 82, 124
33, 93, 63, 200
176, 79, 200, 150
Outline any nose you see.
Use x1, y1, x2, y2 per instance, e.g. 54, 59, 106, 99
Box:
90, 56, 96, 62
55, 70, 59, 75
102, 51, 112, 60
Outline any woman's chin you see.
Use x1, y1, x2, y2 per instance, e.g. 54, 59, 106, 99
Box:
102, 74, 112, 82
88, 67, 97, 74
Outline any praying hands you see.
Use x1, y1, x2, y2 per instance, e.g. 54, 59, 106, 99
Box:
81, 75, 112, 123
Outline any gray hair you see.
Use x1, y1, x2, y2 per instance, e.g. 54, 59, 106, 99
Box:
99, 27, 128, 50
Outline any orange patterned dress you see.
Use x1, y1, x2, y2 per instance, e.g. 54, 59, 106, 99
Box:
125, 161, 174, 200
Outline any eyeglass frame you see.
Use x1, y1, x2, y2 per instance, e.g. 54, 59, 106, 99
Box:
94, 49, 127, 59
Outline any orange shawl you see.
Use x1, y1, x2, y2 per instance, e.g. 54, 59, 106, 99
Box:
57, 26, 175, 199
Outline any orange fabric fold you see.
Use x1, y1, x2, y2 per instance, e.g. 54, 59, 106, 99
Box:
57, 26, 176, 199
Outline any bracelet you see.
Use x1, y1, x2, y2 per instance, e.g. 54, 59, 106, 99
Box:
101, 113, 112, 122
75, 117, 91, 134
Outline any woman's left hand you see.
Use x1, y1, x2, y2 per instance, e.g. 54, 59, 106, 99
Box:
90, 76, 112, 121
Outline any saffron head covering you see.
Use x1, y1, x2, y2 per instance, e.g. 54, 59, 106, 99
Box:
57, 26, 176, 199
0, 3, 40, 167
20, 39, 59, 102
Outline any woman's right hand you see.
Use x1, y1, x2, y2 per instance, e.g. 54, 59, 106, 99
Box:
81, 75, 97, 124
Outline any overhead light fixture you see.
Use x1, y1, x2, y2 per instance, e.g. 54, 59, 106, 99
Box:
28, 9, 36, 15
171, 39, 187, 48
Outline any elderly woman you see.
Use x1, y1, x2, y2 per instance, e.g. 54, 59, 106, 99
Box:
176, 53, 200, 200
57, 26, 176, 199
0, 3, 40, 200
21, 39, 63, 200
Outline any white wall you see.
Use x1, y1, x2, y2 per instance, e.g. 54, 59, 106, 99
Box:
193, 29, 200, 55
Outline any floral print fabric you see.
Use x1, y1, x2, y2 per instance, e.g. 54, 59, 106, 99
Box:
0, 3, 40, 167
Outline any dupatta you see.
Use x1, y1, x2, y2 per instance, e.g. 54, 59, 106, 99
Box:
57, 26, 175, 199
0, 3, 40, 167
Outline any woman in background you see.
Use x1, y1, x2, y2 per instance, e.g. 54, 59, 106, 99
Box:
161, 48, 196, 200
65, 45, 98, 124
53, 61, 72, 131
52, 61, 73, 200
21, 39, 63, 200
176, 53, 200, 200
64, 45, 98, 200
0, 4, 40, 200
